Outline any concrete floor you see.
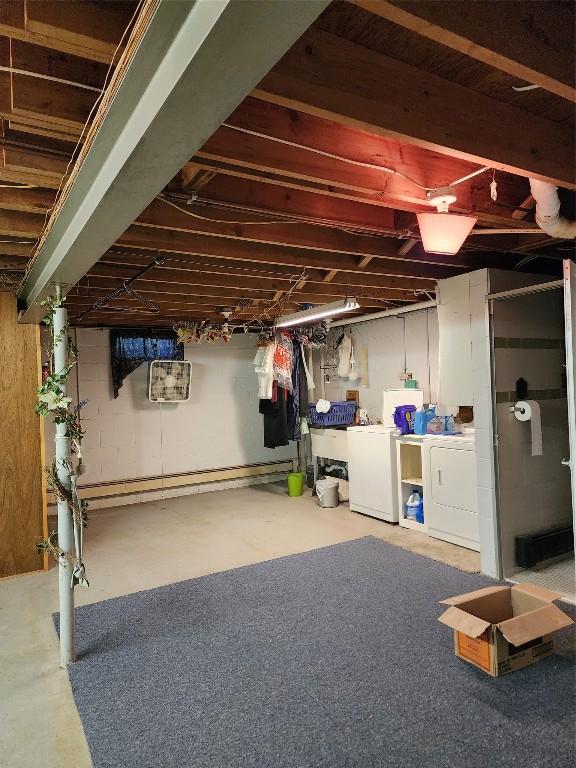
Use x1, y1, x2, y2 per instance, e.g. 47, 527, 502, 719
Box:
0, 483, 479, 768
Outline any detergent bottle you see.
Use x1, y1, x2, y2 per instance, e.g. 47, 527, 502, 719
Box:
413, 407, 427, 435
405, 490, 421, 521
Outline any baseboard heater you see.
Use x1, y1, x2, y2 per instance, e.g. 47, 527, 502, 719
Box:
46, 460, 294, 503
515, 526, 574, 569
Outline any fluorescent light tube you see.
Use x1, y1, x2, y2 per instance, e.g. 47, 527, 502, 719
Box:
275, 298, 360, 328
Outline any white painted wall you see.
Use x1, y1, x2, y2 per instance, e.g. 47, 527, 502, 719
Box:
44, 329, 296, 490
313, 308, 439, 422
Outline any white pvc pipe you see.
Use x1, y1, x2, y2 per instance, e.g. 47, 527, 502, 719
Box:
54, 288, 75, 666
529, 179, 576, 239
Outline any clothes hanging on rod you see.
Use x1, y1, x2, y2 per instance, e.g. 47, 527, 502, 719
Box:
259, 382, 289, 449
253, 342, 275, 400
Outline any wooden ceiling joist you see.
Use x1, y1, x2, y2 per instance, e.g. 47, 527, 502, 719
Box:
350, 0, 576, 102
18, 0, 332, 322
77, 272, 415, 309
255, 28, 575, 188
88, 258, 432, 295
0, 186, 54, 213
199, 98, 534, 227
0, 0, 137, 63
118, 226, 452, 282
138, 199, 518, 271
190, 173, 399, 234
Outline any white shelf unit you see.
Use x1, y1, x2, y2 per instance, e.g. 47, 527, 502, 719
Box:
396, 439, 427, 532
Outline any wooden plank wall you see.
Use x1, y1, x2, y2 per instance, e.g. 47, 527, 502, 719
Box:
0, 293, 46, 576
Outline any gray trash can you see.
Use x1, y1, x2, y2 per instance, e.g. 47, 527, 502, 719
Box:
315, 478, 339, 508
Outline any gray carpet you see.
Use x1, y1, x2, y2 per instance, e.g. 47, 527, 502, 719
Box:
60, 537, 575, 768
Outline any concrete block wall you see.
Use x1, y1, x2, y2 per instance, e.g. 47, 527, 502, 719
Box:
314, 308, 439, 422
44, 329, 296, 494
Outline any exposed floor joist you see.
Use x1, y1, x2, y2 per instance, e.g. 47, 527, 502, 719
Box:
255, 28, 575, 188
17, 0, 332, 321
350, 0, 576, 102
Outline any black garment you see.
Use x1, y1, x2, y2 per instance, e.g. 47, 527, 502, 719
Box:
259, 386, 289, 449
287, 340, 301, 441
287, 341, 310, 441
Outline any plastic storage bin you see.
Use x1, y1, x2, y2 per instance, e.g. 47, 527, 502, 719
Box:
308, 401, 356, 427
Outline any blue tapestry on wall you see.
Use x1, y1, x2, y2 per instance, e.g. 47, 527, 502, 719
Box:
110, 329, 184, 398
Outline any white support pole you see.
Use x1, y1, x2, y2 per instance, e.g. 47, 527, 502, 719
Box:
54, 285, 75, 666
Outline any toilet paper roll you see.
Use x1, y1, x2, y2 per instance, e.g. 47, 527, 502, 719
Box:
514, 400, 543, 456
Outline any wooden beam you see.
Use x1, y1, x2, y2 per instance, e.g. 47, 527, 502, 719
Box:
199, 103, 532, 225
181, 163, 217, 192
0, 209, 43, 237
89, 258, 429, 295
66, 286, 392, 313
0, 186, 55, 213
0, 0, 134, 63
119, 225, 450, 282
323, 269, 338, 282
397, 238, 418, 256
351, 0, 576, 102
193, 173, 398, 233
357, 255, 373, 269
255, 28, 575, 188
0, 146, 67, 188
138, 198, 520, 270
19, 0, 332, 322
0, 254, 29, 269
512, 195, 536, 220
0, 241, 34, 257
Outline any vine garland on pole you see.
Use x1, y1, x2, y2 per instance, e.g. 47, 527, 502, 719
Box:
35, 294, 89, 586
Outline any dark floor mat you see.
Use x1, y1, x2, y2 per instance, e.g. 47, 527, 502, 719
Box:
59, 537, 575, 768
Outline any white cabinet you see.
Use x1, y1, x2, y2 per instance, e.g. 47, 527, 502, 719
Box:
423, 437, 479, 551
437, 272, 488, 408
347, 427, 398, 522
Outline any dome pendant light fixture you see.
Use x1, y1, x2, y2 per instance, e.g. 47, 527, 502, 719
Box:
416, 186, 477, 255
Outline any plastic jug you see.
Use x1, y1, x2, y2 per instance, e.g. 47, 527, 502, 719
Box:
406, 490, 421, 521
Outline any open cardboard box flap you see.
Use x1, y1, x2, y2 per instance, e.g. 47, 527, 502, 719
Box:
498, 603, 574, 646
510, 582, 564, 603
439, 585, 509, 607
438, 605, 492, 639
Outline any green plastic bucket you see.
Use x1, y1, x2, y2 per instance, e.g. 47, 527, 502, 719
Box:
287, 472, 305, 497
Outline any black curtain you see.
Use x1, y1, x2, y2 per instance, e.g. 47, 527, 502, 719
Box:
110, 329, 184, 398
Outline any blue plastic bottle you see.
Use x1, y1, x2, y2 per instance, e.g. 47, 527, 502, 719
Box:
413, 407, 427, 435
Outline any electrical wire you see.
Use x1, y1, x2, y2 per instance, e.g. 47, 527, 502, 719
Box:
160, 194, 403, 238
221, 122, 493, 192
158, 195, 302, 226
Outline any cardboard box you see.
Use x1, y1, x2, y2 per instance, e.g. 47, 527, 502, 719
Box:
438, 582, 574, 677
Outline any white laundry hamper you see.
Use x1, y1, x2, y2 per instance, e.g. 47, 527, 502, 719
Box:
315, 478, 340, 508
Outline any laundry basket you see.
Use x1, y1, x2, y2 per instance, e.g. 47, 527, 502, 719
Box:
308, 401, 356, 428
